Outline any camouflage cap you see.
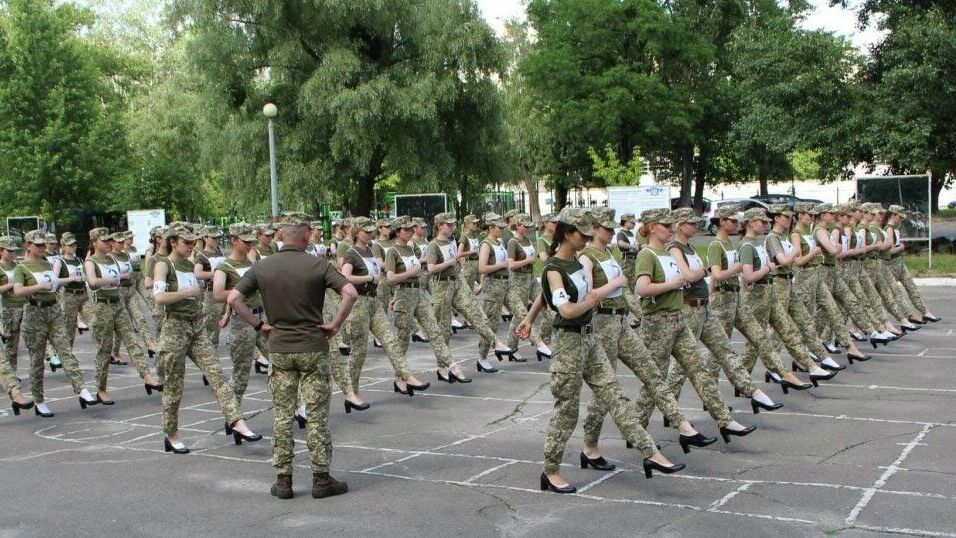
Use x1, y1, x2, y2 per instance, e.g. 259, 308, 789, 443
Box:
392, 215, 414, 229
768, 203, 794, 216
794, 201, 818, 214
503, 209, 519, 219
620, 212, 636, 224
228, 222, 257, 241
89, 227, 112, 242
331, 219, 343, 227
256, 223, 275, 236
433, 212, 457, 226
352, 216, 377, 233
671, 207, 697, 224
310, 220, 324, 230
742, 207, 772, 222
375, 218, 392, 228
845, 201, 862, 212
411, 217, 426, 228
546, 212, 559, 223
340, 217, 355, 229
887, 204, 907, 216
640, 208, 674, 225
816, 203, 838, 215
278, 212, 311, 227
167, 225, 199, 242
0, 236, 19, 250
861, 202, 884, 214
557, 207, 596, 236
23, 230, 46, 244
512, 213, 534, 227
591, 207, 616, 229
60, 232, 77, 245
109, 232, 126, 242
463, 214, 479, 224
200, 225, 223, 238
482, 212, 507, 228
149, 226, 162, 237
45, 233, 58, 244
715, 205, 742, 219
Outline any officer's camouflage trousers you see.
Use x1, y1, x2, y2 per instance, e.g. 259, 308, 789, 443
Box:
159, 315, 241, 435
346, 294, 411, 392
741, 281, 815, 372
507, 272, 544, 351
23, 303, 85, 402
202, 289, 223, 348
393, 286, 452, 369
270, 351, 332, 475
888, 257, 927, 315
92, 300, 150, 388
636, 311, 732, 428
864, 259, 910, 320
0, 347, 22, 398
790, 267, 830, 358
429, 275, 497, 347
113, 286, 156, 358
1, 306, 23, 371
543, 327, 656, 473
710, 289, 786, 376
227, 310, 266, 405
667, 304, 757, 400
582, 313, 685, 445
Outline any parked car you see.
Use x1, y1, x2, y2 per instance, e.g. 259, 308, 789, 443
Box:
799, 198, 825, 205
705, 198, 770, 235
946, 200, 956, 209
753, 193, 799, 207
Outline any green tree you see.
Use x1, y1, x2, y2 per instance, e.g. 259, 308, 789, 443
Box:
588, 145, 643, 186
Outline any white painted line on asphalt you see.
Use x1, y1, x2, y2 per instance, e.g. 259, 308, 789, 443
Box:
463, 460, 518, 484
576, 468, 622, 493
918, 348, 929, 357
845, 423, 934, 525
707, 482, 752, 510
851, 524, 956, 538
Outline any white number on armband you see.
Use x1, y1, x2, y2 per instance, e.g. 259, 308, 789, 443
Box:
152, 282, 168, 294
551, 288, 570, 308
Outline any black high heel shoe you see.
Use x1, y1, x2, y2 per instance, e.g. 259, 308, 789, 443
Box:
202, 375, 209, 386
791, 361, 807, 373
338, 346, 352, 356
147, 349, 156, 359
751, 399, 783, 414
809, 370, 837, 385
662, 416, 670, 428
643, 458, 686, 479
11, 400, 33, 416
233, 430, 263, 445
846, 352, 871, 364
925, 314, 941, 323
476, 361, 498, 373
493, 349, 514, 361
502, 313, 513, 322
164, 437, 190, 454
508, 355, 528, 363
719, 424, 757, 443
79, 396, 98, 409
764, 371, 781, 384
407, 381, 430, 392
579, 452, 616, 471
344, 400, 370, 414
539, 473, 575, 493
96, 394, 115, 406
393, 381, 413, 397
254, 362, 268, 374
412, 333, 430, 343
449, 371, 472, 383
780, 379, 812, 394
224, 422, 233, 435
437, 370, 451, 382
35, 406, 54, 418
144, 383, 164, 396
678, 433, 718, 454
294, 414, 307, 430
536, 349, 552, 361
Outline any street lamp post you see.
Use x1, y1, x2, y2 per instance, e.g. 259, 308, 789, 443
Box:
263, 103, 279, 219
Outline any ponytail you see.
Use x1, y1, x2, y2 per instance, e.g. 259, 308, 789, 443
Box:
549, 221, 574, 257
638, 223, 652, 239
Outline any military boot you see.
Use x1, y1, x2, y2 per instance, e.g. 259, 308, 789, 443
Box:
311, 472, 348, 499
271, 474, 293, 499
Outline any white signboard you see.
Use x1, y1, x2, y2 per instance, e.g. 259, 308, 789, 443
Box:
606, 185, 671, 217
127, 209, 166, 254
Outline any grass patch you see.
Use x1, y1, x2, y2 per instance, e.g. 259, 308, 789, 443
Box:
904, 252, 956, 277
936, 209, 956, 219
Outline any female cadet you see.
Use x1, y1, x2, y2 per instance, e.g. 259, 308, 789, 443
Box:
13, 230, 98, 417
384, 216, 448, 390
427, 212, 510, 382
847, 203, 904, 338
458, 215, 482, 292
535, 213, 557, 345
870, 205, 925, 327
370, 218, 394, 318
578, 207, 717, 464
475, 213, 518, 371
861, 204, 920, 332
86, 228, 163, 403
615, 212, 643, 325
663, 208, 782, 414
504, 214, 551, 361
632, 209, 756, 443
213, 223, 272, 404
56, 232, 93, 350
517, 208, 685, 494
152, 225, 261, 453
885, 206, 940, 322
738, 208, 832, 392
143, 227, 169, 345
252, 224, 277, 260
0, 237, 25, 374
409, 217, 431, 343
110, 232, 155, 363
345, 217, 429, 398
193, 226, 226, 349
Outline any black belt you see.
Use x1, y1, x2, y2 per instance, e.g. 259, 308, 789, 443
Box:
487, 274, 509, 280
63, 287, 87, 295
93, 296, 121, 304
432, 275, 456, 281
166, 311, 203, 321
597, 307, 628, 316
683, 297, 708, 307
398, 282, 419, 289
715, 283, 740, 292
466, 255, 478, 261
822, 263, 835, 267
622, 252, 638, 259
27, 299, 56, 308
772, 273, 793, 280
559, 325, 593, 334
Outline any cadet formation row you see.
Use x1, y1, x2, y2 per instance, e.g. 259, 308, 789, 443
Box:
0, 200, 939, 498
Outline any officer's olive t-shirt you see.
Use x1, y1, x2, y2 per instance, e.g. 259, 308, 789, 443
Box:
217, 257, 261, 308
0, 260, 26, 308
634, 247, 683, 314
235, 246, 348, 353
384, 244, 418, 275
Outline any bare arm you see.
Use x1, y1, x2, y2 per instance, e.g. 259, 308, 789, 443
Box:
153, 262, 203, 305
478, 243, 508, 275
669, 246, 705, 283
85, 260, 118, 289
212, 270, 228, 303
816, 228, 840, 256
342, 262, 374, 285
636, 273, 686, 298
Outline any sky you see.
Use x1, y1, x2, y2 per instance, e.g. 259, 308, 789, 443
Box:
474, 0, 886, 52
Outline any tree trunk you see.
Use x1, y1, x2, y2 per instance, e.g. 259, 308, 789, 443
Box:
693, 167, 706, 214
353, 155, 385, 216
519, 163, 540, 219
759, 177, 769, 196
679, 144, 693, 207
554, 182, 569, 211
931, 171, 945, 216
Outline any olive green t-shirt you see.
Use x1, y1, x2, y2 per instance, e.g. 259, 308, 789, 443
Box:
481, 238, 508, 278
764, 230, 793, 276
216, 257, 261, 308
666, 240, 707, 300
461, 231, 480, 260
706, 238, 739, 291
794, 224, 823, 266
384, 244, 420, 276
818, 222, 838, 265
156, 257, 201, 315
0, 260, 26, 308
867, 223, 888, 261
59, 256, 87, 291
111, 250, 135, 288
506, 237, 534, 274
371, 238, 393, 261
541, 256, 592, 327
343, 244, 380, 295
335, 239, 353, 260
580, 246, 626, 309
738, 236, 770, 285
634, 247, 683, 314
536, 233, 552, 259
88, 254, 121, 299
617, 229, 639, 257
426, 239, 459, 278
124, 246, 142, 272
13, 259, 58, 304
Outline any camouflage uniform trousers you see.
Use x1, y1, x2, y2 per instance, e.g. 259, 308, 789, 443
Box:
226, 310, 266, 406
1, 306, 23, 371
814, 265, 861, 346
22, 303, 86, 402
543, 327, 656, 473
392, 286, 453, 369
270, 351, 332, 475
507, 272, 544, 351
375, 277, 393, 319
112, 286, 156, 358
0, 346, 22, 398
710, 289, 787, 376
582, 313, 686, 445
428, 275, 497, 347
888, 256, 927, 315
831, 262, 881, 335
845, 260, 889, 327
60, 290, 93, 348
461, 259, 479, 291
324, 289, 350, 349
92, 299, 151, 389
741, 281, 815, 373
787, 268, 831, 359
202, 288, 223, 348
346, 294, 412, 392
477, 277, 511, 360
666, 304, 757, 400
159, 315, 241, 435
879, 258, 919, 319
635, 311, 733, 428
863, 259, 909, 320
622, 254, 643, 324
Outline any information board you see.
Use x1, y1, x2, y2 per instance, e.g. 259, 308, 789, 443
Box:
127, 209, 166, 254
606, 185, 672, 218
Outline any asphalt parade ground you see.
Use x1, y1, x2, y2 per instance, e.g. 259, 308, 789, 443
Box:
1, 286, 955, 537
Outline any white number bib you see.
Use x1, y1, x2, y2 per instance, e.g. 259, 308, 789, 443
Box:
438, 242, 457, 263
400, 255, 419, 271
234, 266, 251, 278
802, 235, 817, 252
521, 244, 536, 260
756, 245, 770, 268
855, 229, 866, 247
175, 270, 199, 300
894, 229, 902, 247
208, 256, 225, 270
686, 253, 703, 271
840, 236, 849, 251
598, 257, 623, 298
116, 258, 132, 276
95, 261, 120, 290
468, 238, 479, 252
362, 256, 380, 279
65, 262, 84, 279
655, 254, 683, 283
568, 268, 590, 299
492, 244, 507, 264
780, 239, 795, 257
